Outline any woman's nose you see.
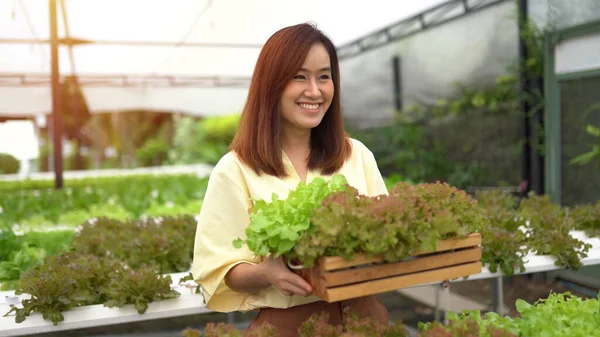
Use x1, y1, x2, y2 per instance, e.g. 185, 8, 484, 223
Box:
304, 79, 320, 97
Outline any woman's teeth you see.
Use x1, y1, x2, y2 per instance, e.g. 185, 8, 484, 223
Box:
298, 103, 319, 110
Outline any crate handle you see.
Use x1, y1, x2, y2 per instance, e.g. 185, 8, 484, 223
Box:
286, 259, 306, 270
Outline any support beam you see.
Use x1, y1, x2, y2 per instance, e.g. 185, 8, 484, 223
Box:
517, 0, 544, 196
337, 0, 510, 60
0, 38, 262, 49
392, 56, 403, 113
0, 73, 251, 88
49, 0, 63, 188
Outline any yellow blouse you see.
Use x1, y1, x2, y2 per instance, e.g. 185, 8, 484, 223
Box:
191, 138, 388, 313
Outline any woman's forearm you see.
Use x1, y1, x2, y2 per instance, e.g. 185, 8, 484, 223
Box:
224, 262, 270, 294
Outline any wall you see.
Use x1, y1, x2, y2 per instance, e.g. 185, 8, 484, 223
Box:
529, 0, 600, 31
339, 1, 519, 128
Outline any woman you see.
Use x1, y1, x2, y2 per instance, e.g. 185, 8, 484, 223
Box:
191, 22, 389, 336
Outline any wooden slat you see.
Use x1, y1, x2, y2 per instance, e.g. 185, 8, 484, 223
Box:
322, 233, 481, 271
418, 233, 481, 255
295, 257, 329, 300
325, 247, 481, 287
323, 261, 482, 302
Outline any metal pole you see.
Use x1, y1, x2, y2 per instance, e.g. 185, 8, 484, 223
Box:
434, 286, 441, 322
392, 56, 403, 113
492, 276, 504, 315
517, 0, 530, 198
49, 0, 63, 188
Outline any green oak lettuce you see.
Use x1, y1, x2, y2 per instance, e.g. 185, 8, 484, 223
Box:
232, 174, 349, 260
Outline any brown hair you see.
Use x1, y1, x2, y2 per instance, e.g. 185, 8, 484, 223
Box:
229, 22, 352, 178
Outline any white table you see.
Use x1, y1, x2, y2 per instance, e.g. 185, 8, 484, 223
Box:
0, 272, 209, 337
421, 230, 600, 321
467, 230, 600, 281
1, 232, 599, 337
0, 163, 214, 182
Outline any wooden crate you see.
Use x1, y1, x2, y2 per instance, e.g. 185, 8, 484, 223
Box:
293, 233, 482, 302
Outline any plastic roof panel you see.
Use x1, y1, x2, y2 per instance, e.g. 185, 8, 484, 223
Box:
83, 86, 250, 115
0, 0, 449, 116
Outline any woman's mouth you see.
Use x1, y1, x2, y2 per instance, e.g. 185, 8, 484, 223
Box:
297, 103, 321, 112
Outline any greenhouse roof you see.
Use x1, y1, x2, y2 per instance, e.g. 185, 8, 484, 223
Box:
0, 0, 450, 117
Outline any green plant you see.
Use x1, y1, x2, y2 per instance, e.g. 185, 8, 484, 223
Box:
168, 114, 239, 165
0, 153, 20, 174
474, 189, 596, 275
298, 311, 408, 337
233, 174, 350, 264
570, 124, 600, 167
418, 292, 600, 336
4, 250, 183, 325
136, 137, 170, 167
0, 244, 46, 290
71, 215, 197, 273
235, 175, 484, 268
0, 174, 208, 226
570, 200, 600, 237
474, 190, 529, 275
512, 292, 600, 337
418, 310, 518, 337
181, 311, 408, 337
351, 123, 457, 186
0, 229, 73, 290
0, 228, 21, 261
19, 230, 74, 256
356, 18, 547, 190
520, 193, 592, 270
104, 265, 180, 314
204, 322, 244, 337
4, 252, 121, 325
295, 181, 483, 267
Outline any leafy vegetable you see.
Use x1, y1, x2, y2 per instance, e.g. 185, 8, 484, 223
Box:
513, 292, 600, 337
232, 174, 350, 259
3, 250, 182, 325
0, 244, 46, 290
180, 292, 600, 336
570, 200, 600, 238
4, 252, 121, 325
0, 174, 207, 227
294, 181, 482, 267
474, 189, 529, 275
474, 189, 596, 275
71, 215, 197, 274
418, 310, 519, 337
419, 292, 600, 336
0, 228, 21, 261
521, 194, 592, 270
104, 265, 180, 314
180, 310, 408, 337
236, 176, 484, 268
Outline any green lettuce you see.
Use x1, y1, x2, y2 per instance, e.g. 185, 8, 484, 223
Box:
232, 174, 349, 259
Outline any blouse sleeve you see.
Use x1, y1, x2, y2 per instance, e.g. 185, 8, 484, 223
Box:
191, 154, 260, 312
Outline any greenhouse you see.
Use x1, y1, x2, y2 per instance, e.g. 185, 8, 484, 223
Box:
1, 0, 600, 336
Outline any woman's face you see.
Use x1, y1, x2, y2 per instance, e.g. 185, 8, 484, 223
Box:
279, 42, 334, 134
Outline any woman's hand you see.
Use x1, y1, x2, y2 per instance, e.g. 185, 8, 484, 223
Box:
259, 256, 313, 297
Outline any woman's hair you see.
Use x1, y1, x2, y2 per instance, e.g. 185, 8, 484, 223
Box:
229, 22, 352, 178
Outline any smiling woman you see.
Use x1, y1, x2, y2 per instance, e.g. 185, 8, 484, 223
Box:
191, 23, 389, 336
229, 22, 352, 180
279, 43, 334, 140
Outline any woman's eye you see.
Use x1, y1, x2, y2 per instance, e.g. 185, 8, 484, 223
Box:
294, 75, 305, 80
320, 75, 331, 80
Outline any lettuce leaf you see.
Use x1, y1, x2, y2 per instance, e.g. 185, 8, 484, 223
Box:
232, 174, 349, 259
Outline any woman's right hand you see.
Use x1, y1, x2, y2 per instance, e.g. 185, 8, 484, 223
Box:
259, 256, 313, 297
